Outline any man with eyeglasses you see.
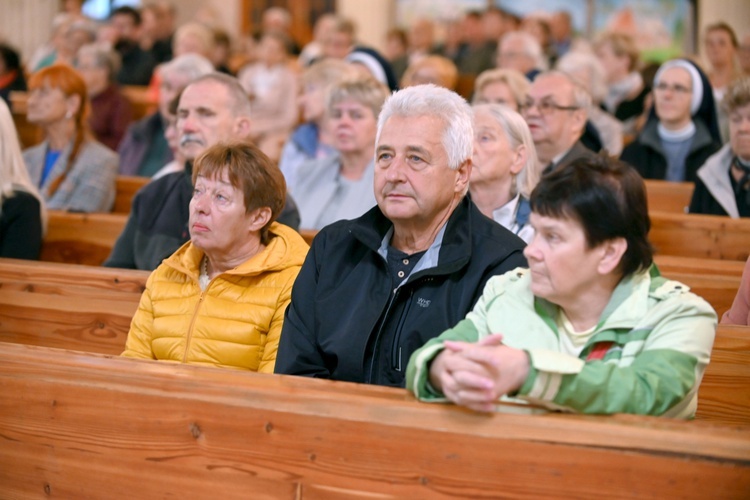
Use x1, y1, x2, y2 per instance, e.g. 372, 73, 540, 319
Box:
621, 59, 721, 182
521, 70, 597, 174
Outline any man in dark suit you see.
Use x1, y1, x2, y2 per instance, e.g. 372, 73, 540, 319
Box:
521, 70, 598, 174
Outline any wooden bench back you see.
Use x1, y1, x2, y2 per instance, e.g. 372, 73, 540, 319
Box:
644, 179, 693, 213
654, 255, 746, 277
696, 325, 750, 427
41, 211, 129, 266
113, 175, 149, 214
0, 258, 147, 355
649, 211, 750, 261
0, 341, 748, 498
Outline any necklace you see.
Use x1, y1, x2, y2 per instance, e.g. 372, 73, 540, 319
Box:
199, 255, 210, 290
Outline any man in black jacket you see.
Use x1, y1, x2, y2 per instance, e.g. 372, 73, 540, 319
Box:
275, 84, 527, 387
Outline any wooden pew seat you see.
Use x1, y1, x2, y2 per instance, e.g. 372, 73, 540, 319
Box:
0, 342, 748, 498
41, 211, 128, 266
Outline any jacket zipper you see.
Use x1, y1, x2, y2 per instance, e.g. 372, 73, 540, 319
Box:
390, 287, 415, 372
366, 287, 400, 384
182, 290, 206, 363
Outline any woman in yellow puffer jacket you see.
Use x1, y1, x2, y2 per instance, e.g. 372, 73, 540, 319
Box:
122, 142, 309, 372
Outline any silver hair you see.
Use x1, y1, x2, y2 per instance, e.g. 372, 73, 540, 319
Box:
188, 72, 252, 117
76, 42, 121, 80
376, 84, 473, 170
535, 70, 592, 114
500, 31, 548, 71
556, 51, 608, 104
472, 103, 540, 198
159, 53, 215, 83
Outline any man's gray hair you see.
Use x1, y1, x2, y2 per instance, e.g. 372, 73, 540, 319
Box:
376, 84, 473, 170
189, 72, 252, 118
500, 31, 548, 71
556, 52, 607, 104
160, 53, 215, 84
536, 70, 592, 114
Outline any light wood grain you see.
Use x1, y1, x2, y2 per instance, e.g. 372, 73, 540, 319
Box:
0, 342, 748, 499
0, 259, 147, 354
650, 211, 750, 261
644, 179, 693, 213
41, 211, 128, 266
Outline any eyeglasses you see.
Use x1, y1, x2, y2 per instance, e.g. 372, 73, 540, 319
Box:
520, 98, 580, 116
654, 82, 692, 94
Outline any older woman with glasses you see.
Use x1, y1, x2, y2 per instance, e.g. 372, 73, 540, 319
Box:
407, 156, 716, 418
621, 59, 722, 182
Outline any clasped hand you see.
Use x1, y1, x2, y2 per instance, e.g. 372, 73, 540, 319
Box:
429, 334, 530, 412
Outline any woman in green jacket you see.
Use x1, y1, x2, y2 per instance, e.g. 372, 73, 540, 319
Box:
407, 156, 717, 418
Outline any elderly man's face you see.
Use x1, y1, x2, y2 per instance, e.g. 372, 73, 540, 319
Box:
374, 114, 469, 228
176, 80, 247, 160
497, 37, 534, 74
730, 103, 750, 161
522, 74, 585, 154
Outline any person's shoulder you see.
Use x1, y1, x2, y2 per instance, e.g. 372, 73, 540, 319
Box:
22, 141, 45, 159
3, 190, 40, 212
466, 202, 526, 252
133, 171, 188, 206
82, 139, 118, 160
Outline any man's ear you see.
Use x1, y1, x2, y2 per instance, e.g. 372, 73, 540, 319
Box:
248, 206, 272, 233
597, 237, 628, 275
454, 158, 472, 194
236, 117, 252, 139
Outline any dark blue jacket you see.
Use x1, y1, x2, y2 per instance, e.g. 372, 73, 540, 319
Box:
275, 196, 527, 387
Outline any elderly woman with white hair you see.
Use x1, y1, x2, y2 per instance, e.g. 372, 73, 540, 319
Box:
0, 99, 46, 259
470, 104, 540, 243
557, 51, 624, 156
621, 58, 722, 182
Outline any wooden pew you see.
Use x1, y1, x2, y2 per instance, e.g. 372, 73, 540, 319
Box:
649, 211, 750, 261
696, 325, 750, 427
0, 258, 147, 355
41, 210, 128, 266
113, 175, 149, 214
0, 342, 748, 499
644, 179, 693, 213
654, 254, 746, 277
0, 255, 747, 430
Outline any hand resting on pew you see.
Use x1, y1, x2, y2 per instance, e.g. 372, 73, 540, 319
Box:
408, 156, 717, 418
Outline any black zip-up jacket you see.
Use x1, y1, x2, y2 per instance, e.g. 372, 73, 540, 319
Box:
274, 196, 527, 387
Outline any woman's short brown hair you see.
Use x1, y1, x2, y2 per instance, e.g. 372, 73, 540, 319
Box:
192, 141, 286, 244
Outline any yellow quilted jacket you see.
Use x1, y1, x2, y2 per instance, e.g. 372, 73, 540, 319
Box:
122, 222, 309, 372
